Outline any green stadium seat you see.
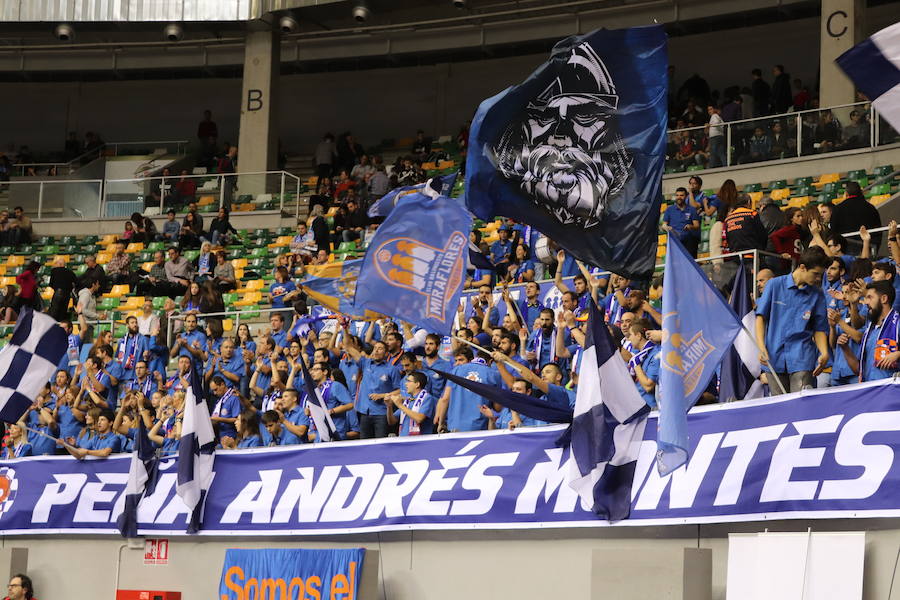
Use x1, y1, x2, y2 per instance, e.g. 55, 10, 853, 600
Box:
183, 250, 200, 261
873, 165, 895, 178
146, 241, 165, 252
822, 182, 841, 194
240, 306, 261, 319
152, 296, 167, 310
794, 176, 813, 187
36, 245, 59, 256
72, 264, 87, 277
35, 236, 54, 245
686, 165, 704, 172
59, 236, 76, 245
98, 297, 120, 311
222, 292, 239, 306
769, 179, 787, 189
846, 169, 867, 181
743, 183, 762, 193
81, 236, 99, 245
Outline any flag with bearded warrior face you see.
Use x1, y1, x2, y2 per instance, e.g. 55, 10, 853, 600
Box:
466, 26, 668, 279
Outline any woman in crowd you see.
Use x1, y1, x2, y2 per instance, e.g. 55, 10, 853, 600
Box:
180, 281, 202, 315
195, 241, 215, 282
0, 284, 18, 324
179, 211, 203, 248
2, 421, 32, 458
221, 409, 263, 449
213, 250, 237, 292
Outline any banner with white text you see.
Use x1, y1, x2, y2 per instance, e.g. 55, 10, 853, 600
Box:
2, 379, 900, 535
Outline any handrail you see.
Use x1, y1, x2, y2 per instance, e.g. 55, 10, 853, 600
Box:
12, 139, 191, 176
667, 101, 872, 134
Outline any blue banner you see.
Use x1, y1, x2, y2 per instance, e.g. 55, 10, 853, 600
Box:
4, 380, 900, 535
220, 548, 364, 600
354, 191, 471, 335
465, 26, 667, 278
368, 172, 458, 218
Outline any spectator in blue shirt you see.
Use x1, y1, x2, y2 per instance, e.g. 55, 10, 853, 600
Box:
65, 409, 122, 458
489, 225, 513, 267
437, 347, 499, 432
626, 321, 661, 407
468, 284, 500, 328
509, 243, 536, 283
2, 422, 33, 458
222, 409, 264, 449
517, 281, 545, 329
420, 334, 452, 399
688, 175, 718, 218
269, 266, 300, 311
304, 362, 355, 440
342, 338, 402, 439
850, 281, 900, 382
756, 247, 831, 393
269, 313, 290, 349
205, 338, 245, 389
170, 314, 207, 371
96, 345, 124, 410
210, 376, 242, 441
387, 371, 436, 436
115, 316, 151, 384
663, 187, 701, 257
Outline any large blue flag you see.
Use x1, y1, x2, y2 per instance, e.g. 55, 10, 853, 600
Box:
465, 26, 667, 278
299, 260, 382, 321
368, 172, 458, 218
836, 22, 900, 132
719, 260, 764, 403
657, 235, 742, 475
354, 187, 471, 335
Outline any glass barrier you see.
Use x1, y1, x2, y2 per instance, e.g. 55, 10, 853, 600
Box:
5, 179, 103, 219
102, 170, 301, 217
665, 102, 883, 174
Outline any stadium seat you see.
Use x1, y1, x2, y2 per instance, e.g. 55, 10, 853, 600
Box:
96, 252, 112, 264
152, 296, 168, 310
743, 183, 762, 193
223, 318, 234, 332
871, 194, 893, 206
874, 165, 895, 178
231, 258, 248, 269
794, 176, 813, 187
5, 255, 24, 267
234, 292, 262, 307
268, 236, 293, 248
102, 284, 130, 299
100, 234, 118, 246
243, 279, 265, 292
198, 195, 216, 206
125, 242, 145, 253
36, 245, 59, 256
787, 196, 810, 208
815, 173, 840, 186
120, 296, 145, 310
770, 188, 791, 201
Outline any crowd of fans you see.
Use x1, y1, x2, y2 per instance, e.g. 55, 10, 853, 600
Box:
0, 153, 896, 460
665, 64, 890, 171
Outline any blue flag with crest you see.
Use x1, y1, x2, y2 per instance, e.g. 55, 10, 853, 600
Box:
355, 186, 471, 335
657, 235, 743, 475
465, 26, 667, 278
368, 172, 458, 218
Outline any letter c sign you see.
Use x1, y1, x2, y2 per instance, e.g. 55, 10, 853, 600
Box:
827, 10, 848, 38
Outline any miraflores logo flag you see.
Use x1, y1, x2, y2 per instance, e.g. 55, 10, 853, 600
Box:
465, 26, 668, 279
355, 185, 472, 335
657, 235, 742, 475
836, 21, 900, 133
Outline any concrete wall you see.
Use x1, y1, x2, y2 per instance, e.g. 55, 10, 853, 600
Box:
4, 4, 898, 158
5, 518, 900, 600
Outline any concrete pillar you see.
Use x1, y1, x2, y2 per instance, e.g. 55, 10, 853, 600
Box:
819, 0, 864, 108
237, 21, 280, 199
0, 548, 28, 589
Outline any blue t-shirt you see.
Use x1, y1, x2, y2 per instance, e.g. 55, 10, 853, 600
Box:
355, 357, 402, 416
446, 361, 499, 432
663, 203, 700, 241
282, 405, 308, 444
490, 239, 513, 264
115, 333, 151, 382
320, 381, 354, 438
517, 300, 545, 329
271, 327, 289, 349
421, 356, 452, 399
212, 391, 241, 439
237, 435, 263, 448
208, 353, 246, 386
56, 404, 83, 443
860, 320, 900, 382
28, 425, 58, 455
177, 329, 208, 370
270, 280, 297, 309
2, 443, 32, 458
756, 274, 828, 373
92, 432, 123, 454
635, 347, 661, 408
394, 392, 436, 436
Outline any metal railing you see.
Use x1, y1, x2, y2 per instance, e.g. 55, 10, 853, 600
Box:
10, 139, 189, 177
103, 170, 301, 217
666, 101, 898, 173
1, 178, 105, 218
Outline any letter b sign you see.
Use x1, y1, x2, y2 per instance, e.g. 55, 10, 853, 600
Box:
247, 89, 263, 112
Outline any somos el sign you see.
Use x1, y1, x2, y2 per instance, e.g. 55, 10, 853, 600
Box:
219, 548, 364, 600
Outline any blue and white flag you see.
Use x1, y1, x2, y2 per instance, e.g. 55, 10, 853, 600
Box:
566, 299, 648, 521
298, 355, 338, 442
465, 26, 668, 279
368, 172, 458, 218
355, 186, 472, 335
116, 418, 158, 538
176, 365, 215, 533
0, 308, 66, 424
657, 235, 742, 475
837, 21, 900, 132
719, 260, 764, 403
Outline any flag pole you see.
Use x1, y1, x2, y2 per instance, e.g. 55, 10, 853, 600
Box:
737, 323, 789, 396
451, 335, 532, 377
20, 424, 78, 452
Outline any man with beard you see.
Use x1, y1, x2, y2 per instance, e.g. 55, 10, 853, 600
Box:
555, 266, 590, 315
850, 281, 900, 382
469, 284, 500, 328
663, 187, 701, 258
115, 316, 151, 385
526, 308, 560, 372
493, 41, 631, 228
517, 281, 544, 329
342, 339, 402, 439
603, 273, 632, 327
383, 331, 405, 366
420, 334, 452, 399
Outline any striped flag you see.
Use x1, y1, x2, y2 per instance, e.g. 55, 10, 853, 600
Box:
836, 21, 900, 132
566, 299, 649, 521
719, 261, 764, 403
116, 418, 159, 538
297, 357, 339, 442
176, 365, 216, 533
0, 308, 67, 423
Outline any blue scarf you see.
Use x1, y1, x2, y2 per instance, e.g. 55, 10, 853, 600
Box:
199, 253, 211, 274
117, 333, 140, 370
607, 286, 631, 325
402, 390, 429, 435
860, 309, 900, 382
627, 341, 656, 377
306, 380, 333, 434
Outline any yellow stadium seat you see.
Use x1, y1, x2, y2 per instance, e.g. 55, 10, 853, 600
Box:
0, 265, 7, 276
244, 279, 265, 292
40, 287, 54, 301
656, 246, 666, 258
268, 236, 293, 249
437, 160, 455, 169
223, 318, 234, 332
421, 162, 437, 170
482, 221, 500, 232
233, 291, 262, 307
99, 234, 118, 246
96, 252, 112, 265
657, 234, 667, 245
198, 195, 216, 206
306, 176, 319, 187
0, 277, 16, 288
6, 256, 24, 267
121, 296, 145, 310
833, 194, 848, 205
53, 255, 70, 263
872, 193, 893, 206
787, 196, 810, 208
770, 188, 791, 201
234, 268, 245, 279
325, 206, 339, 218
102, 284, 130, 299
125, 242, 144, 253
814, 173, 840, 186
659, 203, 667, 213
125, 309, 142, 319
142, 262, 154, 272
232, 258, 248, 269
748, 192, 763, 208
396, 137, 414, 149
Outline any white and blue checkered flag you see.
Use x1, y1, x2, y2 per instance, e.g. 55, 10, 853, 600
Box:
0, 308, 67, 424
175, 364, 216, 533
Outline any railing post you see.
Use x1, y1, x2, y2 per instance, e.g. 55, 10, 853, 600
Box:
752, 249, 759, 301
98, 179, 105, 218
37, 182, 44, 219
726, 122, 732, 167
873, 105, 880, 147
159, 176, 165, 214
219, 175, 225, 209
280, 172, 286, 214
796, 113, 802, 158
